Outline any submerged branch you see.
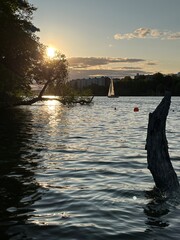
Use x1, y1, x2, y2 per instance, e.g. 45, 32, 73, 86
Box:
14, 95, 94, 106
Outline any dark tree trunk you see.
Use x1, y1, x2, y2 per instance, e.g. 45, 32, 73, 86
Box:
145, 91, 179, 193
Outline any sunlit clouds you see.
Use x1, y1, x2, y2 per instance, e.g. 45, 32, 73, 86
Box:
28, 0, 180, 79
68, 57, 156, 79
114, 28, 180, 40
68, 57, 145, 69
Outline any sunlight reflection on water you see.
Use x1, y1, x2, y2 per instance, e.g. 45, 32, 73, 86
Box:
45, 100, 63, 128
0, 97, 180, 240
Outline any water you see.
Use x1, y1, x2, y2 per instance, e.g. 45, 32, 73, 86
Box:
0, 97, 180, 240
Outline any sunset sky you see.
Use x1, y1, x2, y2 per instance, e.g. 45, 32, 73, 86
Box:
29, 0, 180, 80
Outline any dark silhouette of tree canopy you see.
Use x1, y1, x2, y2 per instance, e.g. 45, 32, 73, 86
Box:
0, 0, 72, 107
15, 51, 70, 106
0, 0, 45, 106
33, 51, 68, 97
71, 73, 180, 96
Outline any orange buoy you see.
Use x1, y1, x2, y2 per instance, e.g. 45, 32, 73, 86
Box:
134, 107, 139, 112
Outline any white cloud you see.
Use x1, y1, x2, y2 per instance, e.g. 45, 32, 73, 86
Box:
134, 28, 151, 38
167, 32, 180, 40
114, 28, 180, 40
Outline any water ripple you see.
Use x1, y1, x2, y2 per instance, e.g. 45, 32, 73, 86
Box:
0, 97, 180, 240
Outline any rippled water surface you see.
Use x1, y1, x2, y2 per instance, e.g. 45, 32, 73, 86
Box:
0, 97, 180, 240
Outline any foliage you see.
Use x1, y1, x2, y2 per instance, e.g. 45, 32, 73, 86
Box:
0, 0, 43, 105
73, 73, 180, 96
0, 0, 74, 107
116, 73, 180, 96
59, 83, 93, 105
32, 51, 68, 98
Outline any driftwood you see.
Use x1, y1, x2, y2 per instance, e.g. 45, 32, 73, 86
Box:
60, 96, 94, 105
145, 91, 179, 194
75, 96, 94, 105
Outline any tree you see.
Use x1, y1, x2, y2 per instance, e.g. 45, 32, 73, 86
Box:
0, 0, 43, 106
15, 49, 94, 106
0, 0, 93, 107
33, 51, 68, 96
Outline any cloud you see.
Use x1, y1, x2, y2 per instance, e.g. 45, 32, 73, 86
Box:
67, 57, 156, 80
167, 32, 180, 40
114, 28, 180, 40
121, 66, 142, 70
68, 57, 145, 69
67, 56, 156, 79
146, 62, 157, 66
69, 68, 151, 80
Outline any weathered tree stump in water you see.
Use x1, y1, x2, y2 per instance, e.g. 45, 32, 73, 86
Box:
145, 91, 179, 194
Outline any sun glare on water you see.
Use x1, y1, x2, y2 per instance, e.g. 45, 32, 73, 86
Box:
46, 47, 56, 58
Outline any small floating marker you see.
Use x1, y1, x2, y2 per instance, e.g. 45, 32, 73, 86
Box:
134, 107, 139, 112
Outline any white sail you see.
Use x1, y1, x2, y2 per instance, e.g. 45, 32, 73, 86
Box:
108, 79, 115, 97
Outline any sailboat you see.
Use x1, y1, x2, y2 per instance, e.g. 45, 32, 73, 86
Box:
108, 78, 118, 98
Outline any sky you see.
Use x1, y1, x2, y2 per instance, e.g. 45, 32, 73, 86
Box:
29, 0, 180, 80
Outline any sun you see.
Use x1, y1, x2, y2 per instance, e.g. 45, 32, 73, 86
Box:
46, 47, 56, 58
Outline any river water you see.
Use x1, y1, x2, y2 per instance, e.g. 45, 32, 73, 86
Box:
0, 96, 180, 240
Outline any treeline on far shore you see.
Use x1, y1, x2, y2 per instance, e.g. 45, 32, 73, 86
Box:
73, 72, 180, 96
